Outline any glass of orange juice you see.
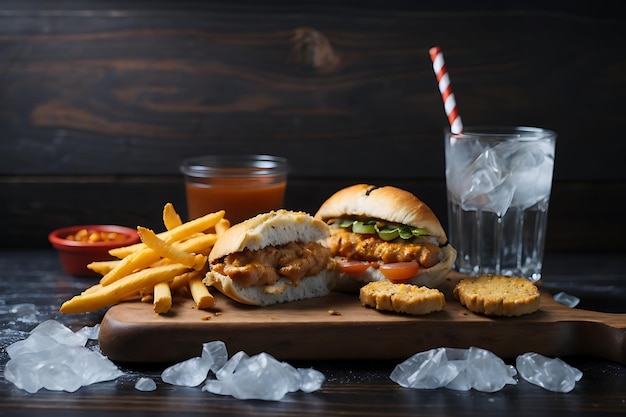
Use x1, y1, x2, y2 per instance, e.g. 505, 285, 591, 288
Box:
180, 155, 288, 225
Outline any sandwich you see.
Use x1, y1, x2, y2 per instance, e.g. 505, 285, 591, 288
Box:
314, 184, 457, 290
204, 210, 336, 306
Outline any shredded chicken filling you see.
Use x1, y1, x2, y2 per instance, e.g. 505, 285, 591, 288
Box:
327, 229, 441, 268
212, 241, 331, 288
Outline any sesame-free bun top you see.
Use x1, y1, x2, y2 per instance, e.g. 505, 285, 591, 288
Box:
209, 209, 331, 262
314, 184, 456, 289
314, 184, 448, 245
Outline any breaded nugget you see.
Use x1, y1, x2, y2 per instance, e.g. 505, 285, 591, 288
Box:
359, 281, 445, 315
453, 274, 540, 317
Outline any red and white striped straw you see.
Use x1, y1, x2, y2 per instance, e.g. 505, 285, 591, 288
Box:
429, 46, 463, 134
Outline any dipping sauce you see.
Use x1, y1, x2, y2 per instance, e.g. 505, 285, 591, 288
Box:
65, 228, 127, 243
185, 178, 286, 225
48, 225, 140, 277
181, 155, 288, 225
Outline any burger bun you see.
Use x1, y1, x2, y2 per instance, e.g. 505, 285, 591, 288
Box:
205, 210, 336, 306
315, 184, 457, 290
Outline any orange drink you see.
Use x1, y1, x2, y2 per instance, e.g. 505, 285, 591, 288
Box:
181, 155, 288, 225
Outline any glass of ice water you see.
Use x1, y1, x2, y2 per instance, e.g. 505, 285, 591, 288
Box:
444, 126, 557, 282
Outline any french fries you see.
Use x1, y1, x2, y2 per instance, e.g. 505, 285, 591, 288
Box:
215, 218, 230, 236
60, 263, 189, 314
137, 226, 207, 271
59, 203, 229, 315
87, 260, 120, 275
108, 210, 224, 258
153, 281, 173, 314
163, 202, 183, 231
175, 233, 218, 256
189, 271, 215, 309
169, 270, 196, 291
99, 246, 162, 286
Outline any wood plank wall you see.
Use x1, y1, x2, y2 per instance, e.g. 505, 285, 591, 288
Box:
1, 1, 625, 251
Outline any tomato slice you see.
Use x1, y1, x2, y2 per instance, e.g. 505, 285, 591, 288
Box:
378, 262, 420, 282
337, 260, 371, 277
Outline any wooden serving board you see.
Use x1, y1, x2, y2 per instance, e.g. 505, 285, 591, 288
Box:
98, 275, 626, 364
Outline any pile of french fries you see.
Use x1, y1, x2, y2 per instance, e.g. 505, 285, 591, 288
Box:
59, 203, 229, 315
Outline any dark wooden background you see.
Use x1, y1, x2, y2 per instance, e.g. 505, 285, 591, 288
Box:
1, 0, 625, 251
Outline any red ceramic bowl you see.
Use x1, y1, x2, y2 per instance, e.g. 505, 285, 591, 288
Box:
48, 225, 140, 277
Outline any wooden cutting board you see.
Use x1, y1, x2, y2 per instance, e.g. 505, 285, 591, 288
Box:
98, 275, 626, 364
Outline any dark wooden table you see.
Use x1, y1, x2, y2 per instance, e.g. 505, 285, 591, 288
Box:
1, 249, 625, 417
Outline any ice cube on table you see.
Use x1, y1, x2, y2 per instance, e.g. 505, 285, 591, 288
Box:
161, 340, 228, 387
516, 352, 582, 393
76, 323, 100, 340
215, 350, 248, 380
72, 346, 123, 386
5, 350, 53, 393
203, 352, 298, 401
31, 319, 88, 346
553, 292, 580, 308
38, 361, 83, 393
462, 347, 517, 393
202, 350, 325, 401
390, 347, 517, 392
161, 340, 325, 400
390, 348, 463, 389
161, 356, 213, 387
298, 368, 326, 393
4, 321, 123, 393
6, 333, 58, 358
201, 340, 228, 373
135, 377, 157, 392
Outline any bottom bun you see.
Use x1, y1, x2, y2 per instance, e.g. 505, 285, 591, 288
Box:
204, 270, 336, 306
334, 244, 457, 293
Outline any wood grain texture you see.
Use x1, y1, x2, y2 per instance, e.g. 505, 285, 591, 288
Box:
2, 1, 626, 252
1, 1, 625, 177
98, 273, 626, 364
2, 249, 626, 417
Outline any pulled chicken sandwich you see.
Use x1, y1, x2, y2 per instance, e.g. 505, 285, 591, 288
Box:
314, 184, 457, 290
205, 210, 336, 306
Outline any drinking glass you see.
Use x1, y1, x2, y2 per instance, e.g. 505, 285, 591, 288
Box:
444, 126, 557, 282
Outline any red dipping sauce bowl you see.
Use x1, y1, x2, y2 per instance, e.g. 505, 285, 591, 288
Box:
48, 225, 140, 277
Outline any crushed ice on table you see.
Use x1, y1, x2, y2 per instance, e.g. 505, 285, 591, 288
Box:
161, 341, 326, 401
553, 292, 580, 308
1, 303, 39, 324
215, 350, 248, 380
4, 320, 123, 393
390, 347, 517, 392
159, 340, 325, 400
6, 320, 580, 397
298, 367, 327, 393
201, 351, 325, 401
4, 324, 323, 400
516, 352, 582, 393
161, 356, 214, 387
76, 323, 100, 340
161, 340, 227, 387
160, 340, 325, 400
135, 377, 157, 392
